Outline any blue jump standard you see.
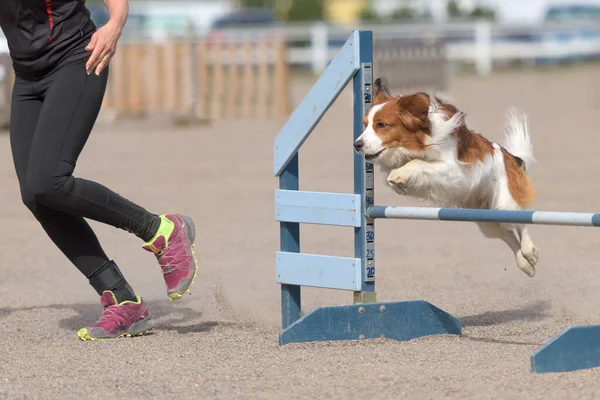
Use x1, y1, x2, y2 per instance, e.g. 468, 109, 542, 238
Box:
531, 325, 600, 373
279, 300, 462, 346
274, 30, 462, 347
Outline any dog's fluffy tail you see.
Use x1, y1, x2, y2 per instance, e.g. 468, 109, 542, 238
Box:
502, 107, 535, 173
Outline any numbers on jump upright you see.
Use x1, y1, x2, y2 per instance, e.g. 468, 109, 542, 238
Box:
362, 62, 375, 283
366, 266, 375, 278
366, 231, 374, 241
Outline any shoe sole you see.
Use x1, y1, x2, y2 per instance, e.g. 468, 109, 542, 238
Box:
167, 215, 198, 301
77, 317, 155, 341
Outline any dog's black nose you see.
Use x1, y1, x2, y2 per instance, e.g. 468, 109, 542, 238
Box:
354, 140, 364, 152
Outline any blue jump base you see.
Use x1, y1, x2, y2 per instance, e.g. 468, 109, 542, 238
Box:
531, 325, 600, 373
280, 300, 462, 346
273, 29, 600, 374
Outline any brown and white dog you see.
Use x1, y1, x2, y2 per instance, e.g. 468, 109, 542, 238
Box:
354, 78, 539, 277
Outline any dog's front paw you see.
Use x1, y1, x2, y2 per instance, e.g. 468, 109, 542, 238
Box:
386, 169, 409, 194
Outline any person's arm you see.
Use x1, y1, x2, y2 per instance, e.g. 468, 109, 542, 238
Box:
85, 0, 129, 76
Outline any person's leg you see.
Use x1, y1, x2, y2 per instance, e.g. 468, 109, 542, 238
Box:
9, 76, 136, 302
26, 65, 161, 242
9, 75, 151, 340
26, 60, 198, 301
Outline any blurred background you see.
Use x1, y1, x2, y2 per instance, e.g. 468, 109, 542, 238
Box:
0, 0, 600, 127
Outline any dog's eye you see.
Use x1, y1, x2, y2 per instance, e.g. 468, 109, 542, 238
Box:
376, 122, 388, 128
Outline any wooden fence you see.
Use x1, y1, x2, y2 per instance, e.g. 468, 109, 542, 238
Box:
103, 37, 292, 122
0, 37, 292, 130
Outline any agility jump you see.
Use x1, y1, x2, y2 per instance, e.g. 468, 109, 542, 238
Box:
273, 30, 600, 374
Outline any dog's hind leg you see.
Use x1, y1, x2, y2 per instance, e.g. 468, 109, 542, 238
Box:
516, 225, 539, 275
476, 222, 537, 277
500, 223, 537, 277
476, 222, 503, 239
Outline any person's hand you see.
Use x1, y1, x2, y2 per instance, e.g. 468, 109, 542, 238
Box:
85, 20, 123, 76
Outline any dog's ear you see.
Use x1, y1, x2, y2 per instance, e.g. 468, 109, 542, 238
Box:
397, 92, 431, 129
373, 78, 391, 105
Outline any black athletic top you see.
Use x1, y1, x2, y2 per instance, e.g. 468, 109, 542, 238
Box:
0, 0, 97, 78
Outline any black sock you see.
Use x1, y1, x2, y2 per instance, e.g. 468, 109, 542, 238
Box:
87, 260, 137, 303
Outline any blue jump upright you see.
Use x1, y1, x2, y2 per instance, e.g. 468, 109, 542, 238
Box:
273, 30, 462, 346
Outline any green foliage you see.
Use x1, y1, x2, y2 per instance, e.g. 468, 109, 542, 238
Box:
390, 7, 415, 21
285, 0, 324, 21
447, 0, 462, 18
358, 5, 379, 22
360, 4, 428, 23
470, 6, 496, 21
237, 0, 274, 8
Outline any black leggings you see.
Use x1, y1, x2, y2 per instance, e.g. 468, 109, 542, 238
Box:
10, 59, 161, 297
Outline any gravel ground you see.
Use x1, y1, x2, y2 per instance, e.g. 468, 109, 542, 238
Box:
2, 63, 600, 399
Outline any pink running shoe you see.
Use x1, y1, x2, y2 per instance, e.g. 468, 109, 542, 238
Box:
77, 291, 154, 340
142, 214, 198, 301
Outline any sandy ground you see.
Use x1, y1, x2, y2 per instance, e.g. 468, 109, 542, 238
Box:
2, 63, 600, 399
